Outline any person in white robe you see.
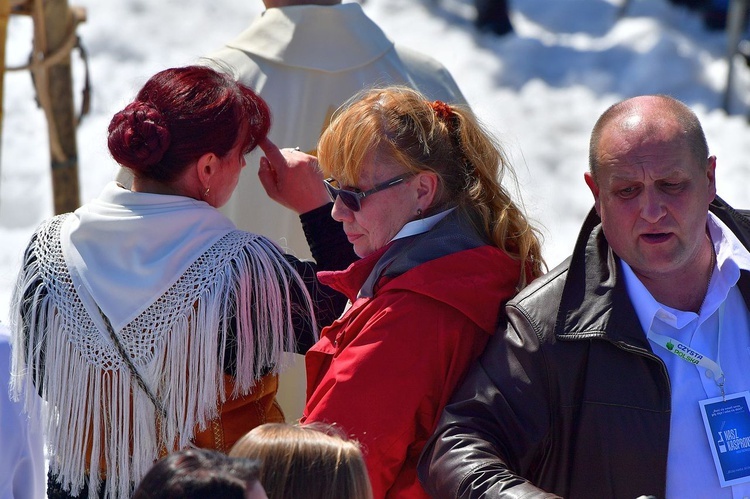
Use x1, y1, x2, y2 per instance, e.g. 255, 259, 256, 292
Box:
0, 322, 45, 499
200, 0, 468, 419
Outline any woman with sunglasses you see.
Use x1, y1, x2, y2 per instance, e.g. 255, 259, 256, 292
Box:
258, 86, 545, 499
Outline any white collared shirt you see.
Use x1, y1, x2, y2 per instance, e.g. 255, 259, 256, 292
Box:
390, 207, 455, 242
622, 212, 750, 499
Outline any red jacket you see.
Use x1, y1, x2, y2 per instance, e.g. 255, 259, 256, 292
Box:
301, 243, 522, 498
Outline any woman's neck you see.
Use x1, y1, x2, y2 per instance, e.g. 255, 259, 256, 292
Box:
131, 177, 197, 199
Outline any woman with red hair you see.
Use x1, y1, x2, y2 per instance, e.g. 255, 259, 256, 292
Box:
10, 65, 353, 499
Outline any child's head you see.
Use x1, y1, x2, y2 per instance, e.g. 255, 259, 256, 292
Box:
229, 422, 373, 499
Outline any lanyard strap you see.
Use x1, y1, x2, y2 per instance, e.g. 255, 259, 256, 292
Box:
648, 302, 726, 399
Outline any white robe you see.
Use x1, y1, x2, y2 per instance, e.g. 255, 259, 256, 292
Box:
198, 4, 467, 420
0, 323, 45, 499
201, 2, 467, 259
10, 183, 312, 498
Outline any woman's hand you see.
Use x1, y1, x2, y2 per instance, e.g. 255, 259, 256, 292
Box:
257, 138, 331, 214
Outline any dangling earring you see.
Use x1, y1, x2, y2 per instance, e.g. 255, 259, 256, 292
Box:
417, 208, 423, 218
204, 186, 210, 199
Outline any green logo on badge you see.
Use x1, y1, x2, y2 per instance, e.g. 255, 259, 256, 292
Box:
666, 341, 674, 351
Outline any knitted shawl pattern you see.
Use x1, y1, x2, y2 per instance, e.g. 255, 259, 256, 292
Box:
10, 214, 312, 498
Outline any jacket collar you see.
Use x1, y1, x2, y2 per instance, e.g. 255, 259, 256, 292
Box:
317, 244, 388, 303
317, 208, 489, 301
319, 244, 520, 334
223, 4, 393, 72
358, 208, 488, 298
555, 196, 750, 348
318, 208, 490, 301
317, 208, 521, 333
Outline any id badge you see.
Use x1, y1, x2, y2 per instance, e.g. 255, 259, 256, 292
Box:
700, 391, 750, 487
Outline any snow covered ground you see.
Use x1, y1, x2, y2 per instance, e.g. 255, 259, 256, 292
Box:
2, 0, 750, 323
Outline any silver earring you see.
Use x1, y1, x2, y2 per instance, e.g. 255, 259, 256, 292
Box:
204, 187, 210, 198
417, 208, 423, 218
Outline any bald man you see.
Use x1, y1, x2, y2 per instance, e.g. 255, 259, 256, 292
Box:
418, 95, 750, 499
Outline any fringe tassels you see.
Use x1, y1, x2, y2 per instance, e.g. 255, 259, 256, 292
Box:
10, 215, 316, 498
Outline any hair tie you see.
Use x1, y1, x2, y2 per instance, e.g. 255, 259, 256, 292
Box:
431, 100, 474, 180
430, 100, 454, 122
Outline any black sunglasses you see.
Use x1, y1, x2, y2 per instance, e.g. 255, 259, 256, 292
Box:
323, 174, 412, 212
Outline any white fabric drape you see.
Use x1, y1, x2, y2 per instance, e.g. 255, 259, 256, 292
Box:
201, 3, 467, 258
10, 184, 313, 498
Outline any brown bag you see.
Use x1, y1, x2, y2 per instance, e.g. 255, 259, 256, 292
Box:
192, 372, 286, 453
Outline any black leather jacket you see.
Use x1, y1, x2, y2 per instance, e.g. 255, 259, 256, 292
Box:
417, 197, 750, 499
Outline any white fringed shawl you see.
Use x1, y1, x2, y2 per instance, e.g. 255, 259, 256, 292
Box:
9, 184, 315, 498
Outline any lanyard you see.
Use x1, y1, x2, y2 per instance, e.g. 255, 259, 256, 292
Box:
648, 302, 727, 400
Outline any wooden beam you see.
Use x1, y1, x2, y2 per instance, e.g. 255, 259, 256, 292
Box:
33, 0, 81, 213
10, 0, 30, 14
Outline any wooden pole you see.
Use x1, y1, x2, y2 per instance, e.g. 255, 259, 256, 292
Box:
34, 0, 80, 213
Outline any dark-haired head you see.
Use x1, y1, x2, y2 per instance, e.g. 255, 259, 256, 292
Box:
108, 65, 270, 184
132, 448, 266, 499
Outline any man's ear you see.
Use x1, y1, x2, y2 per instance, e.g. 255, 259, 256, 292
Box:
196, 152, 217, 190
415, 171, 439, 211
584, 171, 601, 216
706, 155, 717, 203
